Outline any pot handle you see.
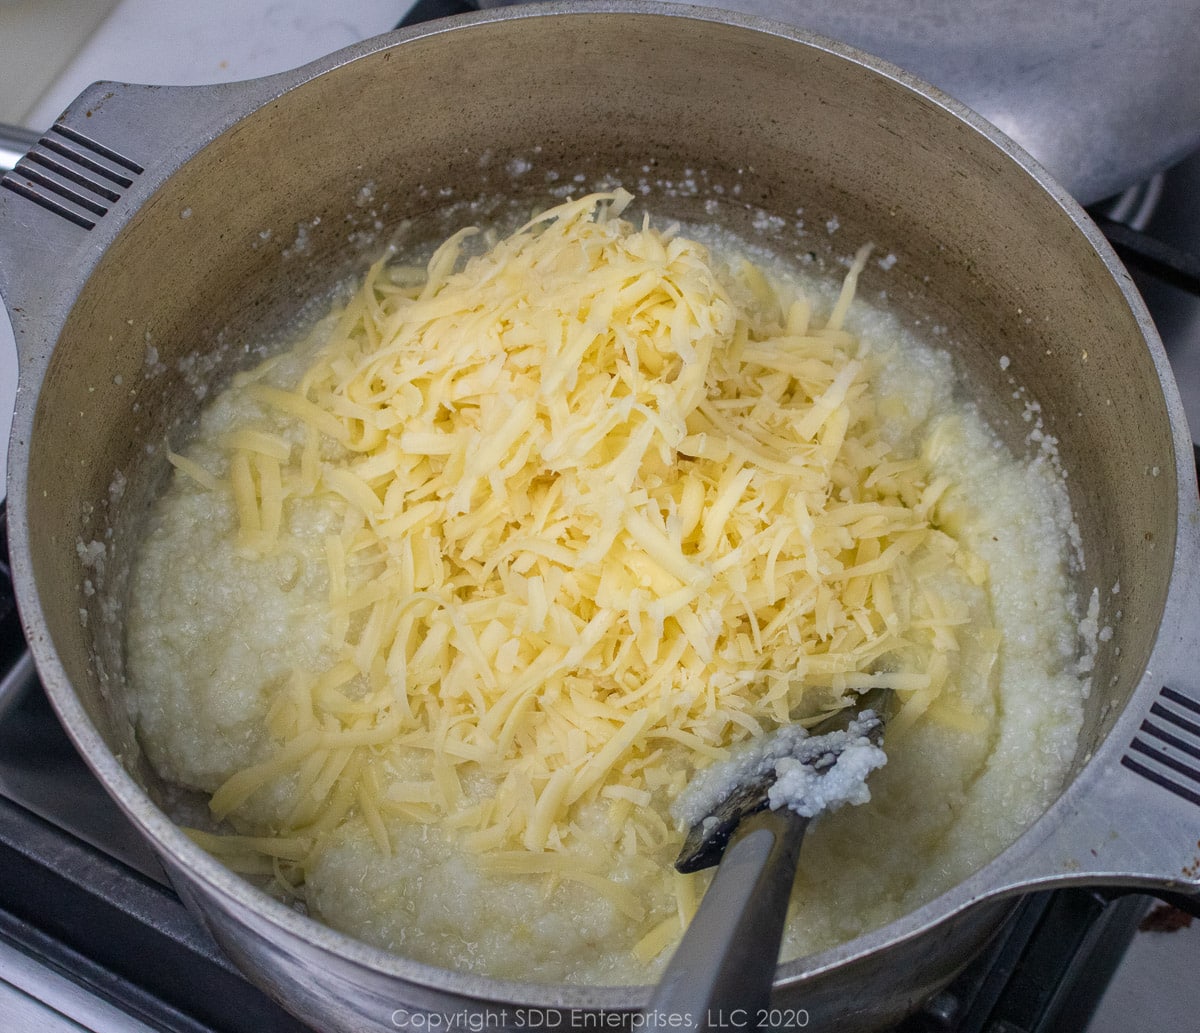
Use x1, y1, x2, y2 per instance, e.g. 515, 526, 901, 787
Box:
0, 75, 292, 369
986, 466, 1200, 909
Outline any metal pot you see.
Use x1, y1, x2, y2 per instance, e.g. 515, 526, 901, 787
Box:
2, 4, 1198, 1031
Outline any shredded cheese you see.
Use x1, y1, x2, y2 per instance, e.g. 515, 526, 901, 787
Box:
189, 191, 991, 914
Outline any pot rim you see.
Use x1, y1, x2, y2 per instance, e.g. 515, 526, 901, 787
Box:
6, 0, 1196, 1014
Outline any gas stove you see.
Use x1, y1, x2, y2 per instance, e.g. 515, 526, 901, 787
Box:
0, 2, 1198, 1032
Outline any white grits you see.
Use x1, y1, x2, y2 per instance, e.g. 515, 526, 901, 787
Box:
125, 205, 1089, 986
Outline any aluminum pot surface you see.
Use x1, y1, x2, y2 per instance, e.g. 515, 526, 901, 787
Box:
2, 4, 1199, 1032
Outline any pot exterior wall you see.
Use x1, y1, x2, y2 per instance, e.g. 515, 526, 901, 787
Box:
162, 846, 1013, 1033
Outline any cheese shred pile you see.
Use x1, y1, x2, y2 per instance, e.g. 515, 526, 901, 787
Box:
177, 190, 991, 888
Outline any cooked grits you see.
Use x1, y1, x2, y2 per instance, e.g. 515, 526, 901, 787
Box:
126, 193, 1087, 984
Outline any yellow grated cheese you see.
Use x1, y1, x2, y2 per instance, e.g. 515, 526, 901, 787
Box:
196, 191, 994, 905
632, 914, 682, 963
166, 449, 222, 492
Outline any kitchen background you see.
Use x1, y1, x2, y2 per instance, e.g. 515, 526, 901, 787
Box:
1, 1, 1197, 1031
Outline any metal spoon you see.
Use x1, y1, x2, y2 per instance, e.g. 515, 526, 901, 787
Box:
645, 694, 888, 1032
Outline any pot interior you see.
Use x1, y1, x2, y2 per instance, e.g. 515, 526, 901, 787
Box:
16, 3, 1178, 994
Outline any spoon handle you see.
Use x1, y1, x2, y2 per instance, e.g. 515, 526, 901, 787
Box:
645, 808, 808, 1032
